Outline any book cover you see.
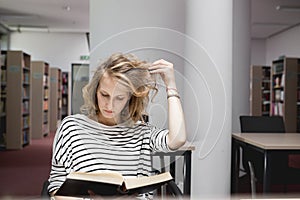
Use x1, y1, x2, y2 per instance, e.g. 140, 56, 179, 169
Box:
55, 171, 173, 198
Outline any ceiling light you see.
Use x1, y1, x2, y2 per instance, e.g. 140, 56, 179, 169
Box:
0, 13, 38, 20
62, 5, 71, 11
276, 5, 300, 12
9, 25, 49, 33
252, 22, 290, 26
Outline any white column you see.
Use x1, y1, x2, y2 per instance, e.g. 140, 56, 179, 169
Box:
232, 0, 251, 132
184, 0, 233, 198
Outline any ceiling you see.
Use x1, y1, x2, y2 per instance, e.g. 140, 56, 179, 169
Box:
0, 0, 89, 33
251, 0, 300, 39
0, 0, 300, 39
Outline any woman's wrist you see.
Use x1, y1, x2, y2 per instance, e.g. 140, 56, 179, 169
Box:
166, 86, 180, 99
167, 93, 180, 99
166, 87, 177, 93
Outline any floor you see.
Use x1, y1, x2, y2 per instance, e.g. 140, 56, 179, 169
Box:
0, 133, 55, 199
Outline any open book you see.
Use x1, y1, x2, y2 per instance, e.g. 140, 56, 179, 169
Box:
55, 171, 173, 197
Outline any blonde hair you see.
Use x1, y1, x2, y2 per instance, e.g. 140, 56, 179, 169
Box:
81, 53, 157, 123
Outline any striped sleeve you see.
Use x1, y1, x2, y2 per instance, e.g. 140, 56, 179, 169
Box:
47, 117, 73, 193
149, 124, 171, 152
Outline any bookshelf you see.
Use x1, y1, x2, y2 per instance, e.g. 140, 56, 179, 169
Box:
250, 65, 271, 116
270, 57, 300, 133
61, 72, 69, 119
49, 67, 62, 133
31, 61, 50, 139
6, 51, 31, 149
0, 51, 6, 148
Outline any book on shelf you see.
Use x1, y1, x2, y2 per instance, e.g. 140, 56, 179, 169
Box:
43, 100, 48, 110
43, 74, 48, 85
1, 54, 6, 67
22, 101, 29, 113
0, 100, 5, 113
262, 81, 270, 90
274, 76, 282, 88
55, 171, 173, 198
22, 88, 30, 99
262, 66, 270, 77
272, 102, 283, 116
1, 69, 6, 82
273, 62, 284, 74
23, 73, 30, 84
22, 130, 29, 144
280, 74, 285, 87
44, 88, 49, 99
43, 112, 48, 124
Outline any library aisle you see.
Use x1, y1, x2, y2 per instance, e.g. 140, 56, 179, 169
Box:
0, 133, 55, 198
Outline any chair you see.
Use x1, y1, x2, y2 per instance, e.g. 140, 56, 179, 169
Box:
41, 180, 50, 199
239, 115, 286, 196
240, 115, 285, 133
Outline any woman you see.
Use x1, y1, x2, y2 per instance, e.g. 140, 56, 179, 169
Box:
48, 53, 186, 198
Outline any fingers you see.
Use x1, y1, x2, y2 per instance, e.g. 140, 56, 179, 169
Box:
148, 59, 176, 87
152, 59, 169, 64
149, 67, 163, 75
149, 59, 173, 73
151, 59, 172, 67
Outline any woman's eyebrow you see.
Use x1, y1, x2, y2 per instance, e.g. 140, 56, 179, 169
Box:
98, 89, 109, 94
99, 88, 127, 97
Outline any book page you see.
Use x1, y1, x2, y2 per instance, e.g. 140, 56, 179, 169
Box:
124, 172, 173, 189
67, 171, 124, 185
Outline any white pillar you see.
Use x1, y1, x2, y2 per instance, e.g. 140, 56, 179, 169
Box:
232, 0, 251, 132
184, 0, 233, 198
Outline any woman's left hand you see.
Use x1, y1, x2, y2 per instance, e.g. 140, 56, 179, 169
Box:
149, 59, 176, 88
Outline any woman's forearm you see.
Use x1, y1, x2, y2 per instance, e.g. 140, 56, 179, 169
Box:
149, 59, 187, 150
166, 86, 187, 150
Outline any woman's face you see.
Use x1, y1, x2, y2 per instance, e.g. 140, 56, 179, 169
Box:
97, 72, 131, 124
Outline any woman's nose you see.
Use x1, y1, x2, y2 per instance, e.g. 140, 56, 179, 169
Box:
105, 98, 113, 109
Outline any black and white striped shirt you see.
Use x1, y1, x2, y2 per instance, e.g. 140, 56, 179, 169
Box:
48, 114, 171, 195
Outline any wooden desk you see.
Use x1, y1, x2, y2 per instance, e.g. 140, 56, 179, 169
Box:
152, 143, 195, 196
231, 133, 300, 194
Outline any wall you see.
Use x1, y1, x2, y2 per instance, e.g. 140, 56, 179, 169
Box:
90, 0, 186, 129
9, 31, 89, 71
266, 25, 300, 65
251, 39, 266, 65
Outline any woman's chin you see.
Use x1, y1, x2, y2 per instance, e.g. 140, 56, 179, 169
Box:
102, 113, 114, 119
102, 114, 118, 122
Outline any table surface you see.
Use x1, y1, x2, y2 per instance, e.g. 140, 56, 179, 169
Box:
232, 133, 300, 150
178, 142, 195, 151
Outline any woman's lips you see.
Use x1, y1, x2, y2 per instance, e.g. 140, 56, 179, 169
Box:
104, 109, 113, 114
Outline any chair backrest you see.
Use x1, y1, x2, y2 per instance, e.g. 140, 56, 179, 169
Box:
239, 115, 285, 133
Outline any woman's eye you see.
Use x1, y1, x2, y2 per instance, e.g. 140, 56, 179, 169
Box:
100, 92, 109, 97
116, 96, 125, 101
